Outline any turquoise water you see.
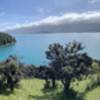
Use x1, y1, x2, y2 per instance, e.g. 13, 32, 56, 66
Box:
0, 33, 100, 65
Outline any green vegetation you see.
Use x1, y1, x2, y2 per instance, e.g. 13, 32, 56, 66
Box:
0, 57, 21, 92
45, 41, 94, 93
0, 32, 16, 46
0, 78, 99, 100
0, 41, 100, 100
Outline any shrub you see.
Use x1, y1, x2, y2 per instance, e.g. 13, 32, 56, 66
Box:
0, 58, 21, 92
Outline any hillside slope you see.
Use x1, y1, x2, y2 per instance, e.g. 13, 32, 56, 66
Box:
0, 32, 16, 46
0, 78, 99, 100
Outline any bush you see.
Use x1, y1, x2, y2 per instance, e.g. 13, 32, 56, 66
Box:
0, 58, 21, 92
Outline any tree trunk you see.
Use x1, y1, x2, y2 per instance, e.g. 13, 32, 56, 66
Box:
64, 78, 70, 93
44, 78, 50, 89
61, 77, 71, 94
52, 78, 56, 88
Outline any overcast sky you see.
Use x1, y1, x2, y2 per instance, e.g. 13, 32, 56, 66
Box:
0, 0, 100, 33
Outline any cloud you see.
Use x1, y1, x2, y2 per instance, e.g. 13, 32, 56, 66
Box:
5, 11, 100, 33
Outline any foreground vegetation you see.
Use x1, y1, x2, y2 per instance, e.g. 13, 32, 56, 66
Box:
0, 32, 16, 46
0, 41, 100, 100
0, 78, 100, 100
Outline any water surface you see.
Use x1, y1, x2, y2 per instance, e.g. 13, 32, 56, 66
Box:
0, 33, 100, 65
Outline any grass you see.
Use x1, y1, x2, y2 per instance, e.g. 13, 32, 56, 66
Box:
0, 78, 100, 100
85, 86, 100, 100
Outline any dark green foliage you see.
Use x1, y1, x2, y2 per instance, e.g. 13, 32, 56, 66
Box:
0, 57, 21, 92
85, 61, 100, 91
0, 32, 16, 46
45, 41, 93, 94
3, 64, 20, 91
19, 63, 36, 78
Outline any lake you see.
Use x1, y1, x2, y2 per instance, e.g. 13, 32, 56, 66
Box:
0, 33, 100, 65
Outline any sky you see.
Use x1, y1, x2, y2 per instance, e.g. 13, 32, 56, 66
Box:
0, 0, 100, 33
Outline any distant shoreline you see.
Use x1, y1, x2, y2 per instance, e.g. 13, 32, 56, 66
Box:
9, 32, 100, 35
0, 41, 16, 47
0, 32, 16, 47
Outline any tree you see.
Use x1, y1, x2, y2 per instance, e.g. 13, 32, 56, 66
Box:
3, 63, 20, 91
0, 57, 21, 92
45, 41, 92, 93
46, 43, 64, 88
